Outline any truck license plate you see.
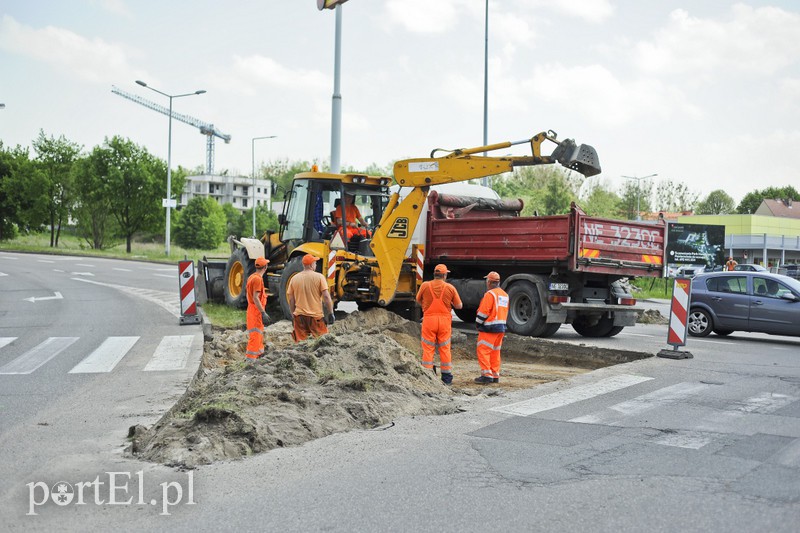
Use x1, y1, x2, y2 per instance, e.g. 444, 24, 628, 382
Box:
549, 283, 569, 291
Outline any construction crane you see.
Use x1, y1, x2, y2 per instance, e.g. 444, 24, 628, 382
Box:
111, 86, 232, 175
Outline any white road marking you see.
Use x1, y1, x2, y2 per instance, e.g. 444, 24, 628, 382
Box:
692, 338, 734, 345
113, 268, 133, 272
492, 374, 654, 417
71, 278, 180, 318
153, 273, 174, 279
68, 336, 140, 374
23, 291, 63, 303
37, 260, 55, 263
0, 272, 7, 277
0, 337, 18, 349
0, 337, 79, 374
70, 271, 95, 276
75, 263, 95, 267
144, 335, 194, 371
570, 382, 713, 424
619, 332, 655, 337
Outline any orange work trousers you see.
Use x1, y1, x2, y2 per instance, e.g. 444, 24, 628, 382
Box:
246, 307, 265, 360
477, 331, 504, 379
292, 315, 329, 342
421, 315, 453, 374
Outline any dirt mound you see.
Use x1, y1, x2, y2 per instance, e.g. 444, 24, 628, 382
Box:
129, 309, 458, 467
129, 308, 653, 467
637, 309, 669, 324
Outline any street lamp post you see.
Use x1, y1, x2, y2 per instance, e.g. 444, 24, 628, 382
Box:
621, 173, 658, 220
135, 80, 206, 256
251, 136, 277, 237
481, 0, 489, 186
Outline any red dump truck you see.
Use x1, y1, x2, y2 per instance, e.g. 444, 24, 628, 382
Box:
421, 190, 666, 338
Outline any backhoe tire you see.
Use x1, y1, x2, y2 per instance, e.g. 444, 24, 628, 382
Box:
572, 315, 615, 337
278, 256, 305, 321
454, 307, 477, 323
224, 248, 255, 310
506, 281, 547, 337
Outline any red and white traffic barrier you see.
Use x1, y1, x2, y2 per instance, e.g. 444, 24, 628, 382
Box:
179, 260, 201, 325
658, 277, 693, 359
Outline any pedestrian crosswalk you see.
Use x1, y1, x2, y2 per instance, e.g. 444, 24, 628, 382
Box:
0, 335, 198, 375
491, 373, 800, 455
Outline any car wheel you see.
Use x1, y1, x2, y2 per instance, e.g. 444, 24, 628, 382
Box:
688, 308, 713, 337
713, 329, 733, 336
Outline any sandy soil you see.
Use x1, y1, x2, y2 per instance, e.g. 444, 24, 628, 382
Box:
128, 308, 654, 468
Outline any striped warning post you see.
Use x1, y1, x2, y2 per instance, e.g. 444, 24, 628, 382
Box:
658, 277, 693, 359
413, 245, 425, 286
327, 250, 337, 284
178, 260, 201, 325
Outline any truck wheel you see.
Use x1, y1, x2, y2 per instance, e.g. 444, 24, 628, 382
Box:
506, 281, 546, 336
537, 323, 561, 338
278, 256, 304, 320
224, 248, 255, 309
454, 307, 477, 323
572, 315, 615, 337
604, 326, 624, 337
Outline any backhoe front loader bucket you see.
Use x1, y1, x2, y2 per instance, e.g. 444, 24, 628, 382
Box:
551, 139, 601, 177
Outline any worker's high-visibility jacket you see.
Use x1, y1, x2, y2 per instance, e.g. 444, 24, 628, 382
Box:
475, 287, 509, 333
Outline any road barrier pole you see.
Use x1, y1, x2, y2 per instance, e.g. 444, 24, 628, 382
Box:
179, 260, 202, 325
657, 276, 693, 359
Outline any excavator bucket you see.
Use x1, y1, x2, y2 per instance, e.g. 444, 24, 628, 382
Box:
551, 139, 601, 177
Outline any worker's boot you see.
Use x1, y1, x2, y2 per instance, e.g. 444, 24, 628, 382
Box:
441, 372, 453, 386
474, 376, 493, 385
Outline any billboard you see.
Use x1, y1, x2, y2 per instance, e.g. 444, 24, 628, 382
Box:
666, 223, 725, 276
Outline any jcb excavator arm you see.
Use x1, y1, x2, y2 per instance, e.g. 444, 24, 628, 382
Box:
370, 131, 601, 305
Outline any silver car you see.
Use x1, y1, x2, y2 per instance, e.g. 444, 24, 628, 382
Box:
688, 271, 800, 337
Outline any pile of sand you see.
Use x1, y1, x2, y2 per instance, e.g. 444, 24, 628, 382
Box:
129, 309, 459, 468
128, 308, 652, 468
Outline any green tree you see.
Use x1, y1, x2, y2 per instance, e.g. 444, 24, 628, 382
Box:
32, 131, 82, 247
654, 179, 698, 213
581, 184, 621, 218
221, 203, 246, 237
260, 158, 315, 201
99, 136, 168, 253
493, 166, 578, 216
542, 173, 573, 215
0, 143, 49, 235
736, 185, 800, 214
618, 180, 653, 219
174, 196, 226, 249
0, 142, 35, 240
71, 148, 119, 249
695, 189, 736, 215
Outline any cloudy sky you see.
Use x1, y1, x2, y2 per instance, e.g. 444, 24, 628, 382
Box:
1, 0, 799, 204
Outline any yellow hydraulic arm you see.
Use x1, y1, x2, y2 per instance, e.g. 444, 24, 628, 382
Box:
369, 131, 601, 305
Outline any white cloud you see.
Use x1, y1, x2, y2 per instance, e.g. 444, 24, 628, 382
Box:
92, 0, 133, 18
384, 0, 461, 34
0, 15, 145, 83
512, 0, 614, 24
634, 4, 800, 76
211, 55, 329, 95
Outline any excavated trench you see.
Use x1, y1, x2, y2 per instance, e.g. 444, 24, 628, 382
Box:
127, 308, 656, 468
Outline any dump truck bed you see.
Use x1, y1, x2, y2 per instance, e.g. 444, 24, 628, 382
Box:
425, 194, 665, 278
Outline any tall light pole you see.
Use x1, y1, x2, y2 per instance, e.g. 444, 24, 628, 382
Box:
319, 0, 350, 173
252, 135, 277, 237
135, 80, 206, 256
621, 173, 658, 220
481, 0, 489, 186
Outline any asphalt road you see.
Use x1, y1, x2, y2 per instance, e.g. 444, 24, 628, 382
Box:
3, 259, 798, 531
0, 251, 203, 526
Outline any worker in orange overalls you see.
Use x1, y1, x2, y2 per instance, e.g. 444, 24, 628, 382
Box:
245, 257, 270, 360
332, 193, 370, 240
474, 271, 509, 384
725, 257, 738, 271
416, 264, 463, 385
